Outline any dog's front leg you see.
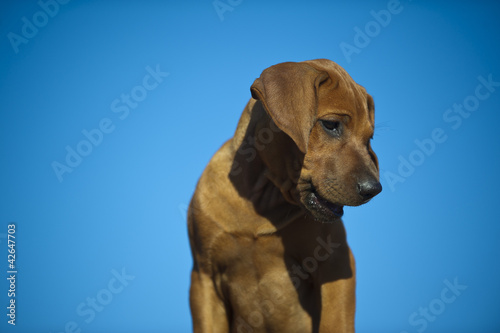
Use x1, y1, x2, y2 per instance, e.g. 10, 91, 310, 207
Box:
190, 269, 229, 333
318, 247, 356, 333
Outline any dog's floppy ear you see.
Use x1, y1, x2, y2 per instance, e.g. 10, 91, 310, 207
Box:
250, 62, 329, 153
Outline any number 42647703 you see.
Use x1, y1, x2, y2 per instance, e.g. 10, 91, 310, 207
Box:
7, 224, 15, 270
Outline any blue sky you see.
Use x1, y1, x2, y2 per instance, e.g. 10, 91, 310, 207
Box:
1, 1, 500, 332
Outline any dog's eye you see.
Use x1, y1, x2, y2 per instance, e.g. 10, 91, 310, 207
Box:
321, 120, 342, 137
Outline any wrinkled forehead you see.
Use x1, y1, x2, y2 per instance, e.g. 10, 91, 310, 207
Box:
316, 69, 372, 123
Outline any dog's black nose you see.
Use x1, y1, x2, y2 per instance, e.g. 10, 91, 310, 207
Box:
357, 179, 382, 201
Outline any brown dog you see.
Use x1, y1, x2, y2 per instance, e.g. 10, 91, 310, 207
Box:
188, 59, 381, 333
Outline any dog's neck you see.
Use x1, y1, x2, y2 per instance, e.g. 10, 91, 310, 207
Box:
228, 100, 306, 232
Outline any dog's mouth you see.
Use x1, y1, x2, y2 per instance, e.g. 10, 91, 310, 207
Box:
304, 185, 344, 220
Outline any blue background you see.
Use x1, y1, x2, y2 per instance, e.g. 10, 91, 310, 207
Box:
1, 0, 500, 332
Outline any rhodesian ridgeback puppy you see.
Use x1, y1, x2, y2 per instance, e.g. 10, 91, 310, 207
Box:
188, 59, 381, 333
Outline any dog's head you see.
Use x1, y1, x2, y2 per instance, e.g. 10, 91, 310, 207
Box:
250, 59, 381, 221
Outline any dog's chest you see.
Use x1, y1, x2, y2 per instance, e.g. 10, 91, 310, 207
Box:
215, 234, 315, 332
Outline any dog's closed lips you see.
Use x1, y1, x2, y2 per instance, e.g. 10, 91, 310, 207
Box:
308, 188, 344, 218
